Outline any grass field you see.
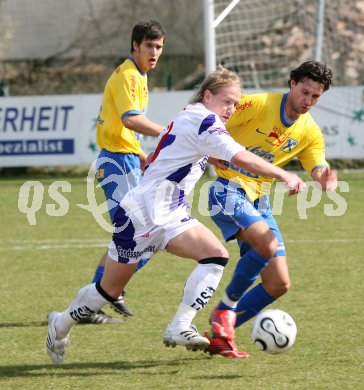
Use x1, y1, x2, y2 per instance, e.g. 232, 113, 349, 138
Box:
0, 171, 363, 390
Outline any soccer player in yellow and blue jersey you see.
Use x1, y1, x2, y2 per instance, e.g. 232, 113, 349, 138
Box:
87, 20, 166, 323
205, 61, 338, 358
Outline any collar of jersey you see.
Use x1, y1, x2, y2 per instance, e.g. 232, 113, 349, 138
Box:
280, 93, 297, 128
128, 56, 146, 76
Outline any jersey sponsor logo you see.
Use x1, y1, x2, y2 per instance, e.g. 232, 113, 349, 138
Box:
208, 127, 229, 135
129, 75, 137, 101
255, 126, 293, 147
116, 245, 156, 260
281, 137, 299, 153
246, 146, 275, 162
235, 100, 253, 111
264, 126, 291, 146
225, 144, 276, 178
225, 160, 259, 178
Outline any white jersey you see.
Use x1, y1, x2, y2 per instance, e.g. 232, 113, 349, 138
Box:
129, 103, 243, 220
109, 103, 244, 263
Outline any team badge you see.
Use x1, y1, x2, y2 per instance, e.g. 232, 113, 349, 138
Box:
281, 137, 299, 153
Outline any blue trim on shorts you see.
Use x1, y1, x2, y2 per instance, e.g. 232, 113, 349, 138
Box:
208, 178, 286, 257
96, 149, 142, 222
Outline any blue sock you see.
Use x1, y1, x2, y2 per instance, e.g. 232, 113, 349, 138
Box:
91, 258, 149, 285
136, 258, 150, 272
235, 283, 275, 327
217, 249, 269, 310
91, 265, 105, 283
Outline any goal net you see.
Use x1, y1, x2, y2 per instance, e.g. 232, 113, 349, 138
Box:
209, 0, 364, 166
212, 0, 364, 89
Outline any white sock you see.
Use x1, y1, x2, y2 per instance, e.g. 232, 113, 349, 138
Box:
169, 263, 224, 329
221, 291, 238, 310
55, 283, 109, 338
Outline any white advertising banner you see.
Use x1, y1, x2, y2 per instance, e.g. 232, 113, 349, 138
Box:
0, 87, 363, 168
310, 86, 364, 159
0, 94, 101, 167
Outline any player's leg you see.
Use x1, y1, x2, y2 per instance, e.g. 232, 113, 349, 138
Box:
204, 180, 275, 357
234, 255, 288, 327
209, 221, 276, 339
208, 181, 276, 339
234, 211, 288, 328
163, 222, 229, 350
89, 151, 142, 320
46, 200, 150, 364
46, 257, 138, 364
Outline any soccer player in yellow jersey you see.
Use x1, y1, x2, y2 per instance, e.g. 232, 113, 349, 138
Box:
86, 21, 166, 323
205, 61, 338, 358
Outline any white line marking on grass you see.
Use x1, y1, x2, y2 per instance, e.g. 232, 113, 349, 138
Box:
0, 243, 108, 251
0, 238, 361, 251
0, 238, 107, 243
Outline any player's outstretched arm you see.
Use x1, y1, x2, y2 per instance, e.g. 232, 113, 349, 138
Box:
123, 114, 165, 137
231, 150, 306, 192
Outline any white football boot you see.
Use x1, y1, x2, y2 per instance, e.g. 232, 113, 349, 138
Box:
163, 324, 210, 351
46, 311, 70, 364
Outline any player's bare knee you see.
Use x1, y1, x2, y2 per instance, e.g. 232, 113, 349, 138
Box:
265, 279, 291, 298
254, 234, 278, 259
211, 246, 229, 259
275, 283, 290, 297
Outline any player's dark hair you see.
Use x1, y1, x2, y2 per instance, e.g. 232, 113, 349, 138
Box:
288, 61, 332, 91
130, 20, 166, 52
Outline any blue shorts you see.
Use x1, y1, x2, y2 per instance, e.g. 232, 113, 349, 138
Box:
96, 149, 142, 222
208, 178, 286, 257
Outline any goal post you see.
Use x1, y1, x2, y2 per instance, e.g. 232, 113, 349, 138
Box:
204, 0, 241, 75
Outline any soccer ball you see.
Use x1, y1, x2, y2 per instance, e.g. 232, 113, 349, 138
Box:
251, 309, 297, 354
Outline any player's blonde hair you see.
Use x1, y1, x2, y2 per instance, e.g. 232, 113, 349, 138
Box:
190, 65, 242, 104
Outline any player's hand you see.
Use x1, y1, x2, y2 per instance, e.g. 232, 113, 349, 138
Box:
320, 166, 338, 191
143, 151, 155, 172
207, 157, 227, 170
139, 151, 148, 173
283, 172, 306, 194
288, 188, 299, 197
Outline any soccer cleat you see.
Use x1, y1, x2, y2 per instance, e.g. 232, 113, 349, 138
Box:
163, 324, 210, 351
109, 291, 134, 317
209, 308, 237, 341
204, 332, 250, 359
77, 310, 123, 325
46, 311, 70, 364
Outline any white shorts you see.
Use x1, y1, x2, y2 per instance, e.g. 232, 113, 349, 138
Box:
108, 204, 201, 264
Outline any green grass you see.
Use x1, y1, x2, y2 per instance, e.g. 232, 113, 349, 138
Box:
0, 172, 363, 389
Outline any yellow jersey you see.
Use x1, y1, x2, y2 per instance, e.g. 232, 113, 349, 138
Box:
96, 57, 148, 154
216, 92, 328, 201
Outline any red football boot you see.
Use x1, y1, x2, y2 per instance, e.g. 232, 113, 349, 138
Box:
204, 332, 250, 359
209, 309, 236, 341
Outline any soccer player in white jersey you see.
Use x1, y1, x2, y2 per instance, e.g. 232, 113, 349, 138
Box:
46, 66, 305, 364
205, 61, 338, 358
